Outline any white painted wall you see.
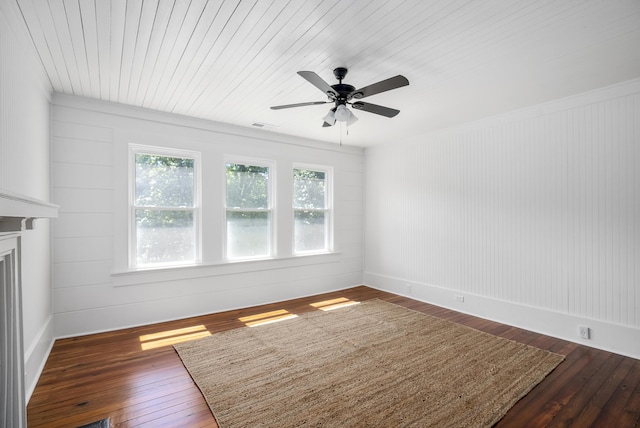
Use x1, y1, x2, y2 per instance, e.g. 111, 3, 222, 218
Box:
0, 1, 54, 401
364, 79, 640, 359
51, 95, 364, 338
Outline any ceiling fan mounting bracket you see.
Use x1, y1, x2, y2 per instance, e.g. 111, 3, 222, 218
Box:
333, 67, 348, 82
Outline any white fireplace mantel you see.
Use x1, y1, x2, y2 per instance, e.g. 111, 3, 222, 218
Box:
0, 189, 59, 232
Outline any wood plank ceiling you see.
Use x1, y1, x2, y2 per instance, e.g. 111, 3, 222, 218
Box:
14, 0, 640, 147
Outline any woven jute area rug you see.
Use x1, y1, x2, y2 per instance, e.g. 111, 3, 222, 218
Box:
174, 299, 564, 427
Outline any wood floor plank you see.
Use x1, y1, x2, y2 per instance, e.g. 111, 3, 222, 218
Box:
118, 397, 210, 426
571, 356, 637, 426
114, 393, 208, 426
498, 346, 606, 427
544, 352, 625, 426
26, 286, 640, 427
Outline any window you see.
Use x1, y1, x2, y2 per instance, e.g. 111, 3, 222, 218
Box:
131, 147, 200, 267
225, 161, 272, 259
293, 166, 331, 253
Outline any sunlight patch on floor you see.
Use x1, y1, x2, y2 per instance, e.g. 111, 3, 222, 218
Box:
139, 325, 211, 350
239, 309, 298, 327
309, 297, 360, 311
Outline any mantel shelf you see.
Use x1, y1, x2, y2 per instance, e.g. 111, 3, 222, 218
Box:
0, 189, 59, 232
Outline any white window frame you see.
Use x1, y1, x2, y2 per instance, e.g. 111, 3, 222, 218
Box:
129, 144, 202, 268
292, 163, 333, 255
223, 156, 275, 261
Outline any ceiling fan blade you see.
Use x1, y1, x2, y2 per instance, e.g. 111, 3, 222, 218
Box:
298, 71, 339, 98
351, 75, 409, 99
322, 121, 333, 127
271, 101, 330, 110
351, 101, 400, 118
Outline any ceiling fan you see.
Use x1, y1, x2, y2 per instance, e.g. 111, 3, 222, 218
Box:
270, 67, 409, 127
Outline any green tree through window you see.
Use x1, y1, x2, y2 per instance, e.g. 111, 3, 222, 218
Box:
293, 167, 330, 253
134, 152, 197, 266
225, 162, 271, 259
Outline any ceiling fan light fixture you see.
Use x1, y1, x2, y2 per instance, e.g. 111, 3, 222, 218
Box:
322, 109, 336, 125
333, 104, 358, 126
334, 104, 350, 122
346, 111, 358, 126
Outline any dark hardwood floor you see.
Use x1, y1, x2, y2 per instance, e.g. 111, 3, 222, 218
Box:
27, 286, 640, 427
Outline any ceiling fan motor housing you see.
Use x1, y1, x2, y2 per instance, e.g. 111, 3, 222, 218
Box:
331, 84, 355, 103
330, 68, 357, 104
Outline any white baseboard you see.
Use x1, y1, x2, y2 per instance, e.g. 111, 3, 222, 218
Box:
364, 272, 640, 360
23, 315, 55, 403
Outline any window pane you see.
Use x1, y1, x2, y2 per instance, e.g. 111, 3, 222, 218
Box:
294, 210, 326, 252
226, 163, 269, 208
136, 209, 195, 265
226, 211, 270, 258
136, 154, 194, 207
293, 169, 325, 209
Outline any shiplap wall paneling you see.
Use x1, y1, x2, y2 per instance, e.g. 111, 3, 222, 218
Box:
565, 97, 640, 326
0, 6, 50, 194
51, 95, 364, 338
364, 81, 640, 357
51, 118, 115, 313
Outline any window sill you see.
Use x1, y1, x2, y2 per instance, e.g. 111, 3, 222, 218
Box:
111, 252, 341, 287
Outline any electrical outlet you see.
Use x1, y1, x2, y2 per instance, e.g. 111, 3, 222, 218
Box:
578, 326, 590, 339
454, 295, 464, 303
405, 283, 412, 294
